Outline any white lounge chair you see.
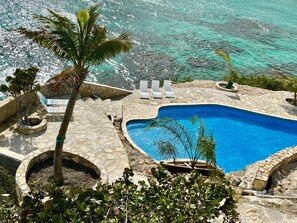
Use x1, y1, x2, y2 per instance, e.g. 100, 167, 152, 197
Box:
139, 80, 150, 99
37, 91, 69, 106
37, 91, 68, 114
163, 80, 175, 98
151, 80, 162, 98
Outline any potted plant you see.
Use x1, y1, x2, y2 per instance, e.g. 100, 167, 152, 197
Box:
0, 67, 46, 134
214, 48, 238, 92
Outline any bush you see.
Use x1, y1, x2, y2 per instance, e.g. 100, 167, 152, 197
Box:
227, 72, 286, 91
3, 167, 238, 222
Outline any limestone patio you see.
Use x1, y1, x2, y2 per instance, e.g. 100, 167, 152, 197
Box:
1, 80, 297, 194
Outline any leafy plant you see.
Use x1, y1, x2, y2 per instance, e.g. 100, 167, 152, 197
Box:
17, 5, 132, 185
214, 48, 234, 89
3, 167, 238, 222
0, 67, 39, 125
147, 116, 216, 169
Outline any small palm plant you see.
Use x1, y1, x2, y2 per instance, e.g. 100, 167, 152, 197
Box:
147, 116, 216, 169
17, 5, 132, 185
284, 77, 297, 106
214, 48, 235, 89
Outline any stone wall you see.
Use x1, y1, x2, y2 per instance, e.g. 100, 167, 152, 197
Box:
252, 146, 297, 191
0, 97, 17, 124
15, 149, 108, 204
0, 82, 132, 124
40, 82, 132, 99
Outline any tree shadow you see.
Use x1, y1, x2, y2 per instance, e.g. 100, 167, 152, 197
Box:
0, 128, 46, 155
280, 103, 297, 117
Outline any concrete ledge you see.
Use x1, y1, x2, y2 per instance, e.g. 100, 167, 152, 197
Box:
15, 149, 109, 204
253, 146, 297, 190
0, 149, 24, 174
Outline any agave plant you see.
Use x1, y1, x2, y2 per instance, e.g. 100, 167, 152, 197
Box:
147, 116, 216, 169
17, 5, 132, 185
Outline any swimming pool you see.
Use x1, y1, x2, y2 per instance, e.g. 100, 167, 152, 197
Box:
126, 104, 297, 173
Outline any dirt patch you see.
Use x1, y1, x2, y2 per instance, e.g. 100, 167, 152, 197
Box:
27, 158, 99, 193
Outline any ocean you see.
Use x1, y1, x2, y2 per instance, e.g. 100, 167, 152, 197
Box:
1, 0, 297, 91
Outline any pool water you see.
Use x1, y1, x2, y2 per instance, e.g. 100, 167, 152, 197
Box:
126, 105, 297, 173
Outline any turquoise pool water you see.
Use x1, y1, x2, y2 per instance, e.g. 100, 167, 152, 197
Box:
127, 105, 297, 173
0, 0, 297, 88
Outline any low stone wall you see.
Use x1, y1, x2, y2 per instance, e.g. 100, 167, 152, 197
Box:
0, 149, 24, 174
15, 149, 108, 204
0, 97, 17, 124
40, 82, 132, 99
252, 146, 297, 191
0, 82, 132, 124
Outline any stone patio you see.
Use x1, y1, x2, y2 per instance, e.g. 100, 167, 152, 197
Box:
1, 80, 297, 199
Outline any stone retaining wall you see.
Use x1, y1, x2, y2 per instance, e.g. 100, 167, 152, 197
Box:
0, 82, 132, 124
0, 97, 17, 124
253, 146, 297, 191
40, 82, 132, 99
15, 149, 108, 204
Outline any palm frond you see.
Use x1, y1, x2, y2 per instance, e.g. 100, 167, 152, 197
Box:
87, 33, 132, 64
197, 133, 216, 166
47, 66, 87, 90
147, 118, 192, 157
156, 141, 178, 160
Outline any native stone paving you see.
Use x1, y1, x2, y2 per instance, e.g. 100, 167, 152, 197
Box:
1, 80, 297, 207
0, 97, 129, 201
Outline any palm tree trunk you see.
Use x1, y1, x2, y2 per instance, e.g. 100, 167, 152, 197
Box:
54, 86, 80, 185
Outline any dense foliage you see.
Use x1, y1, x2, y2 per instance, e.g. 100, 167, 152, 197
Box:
0, 67, 39, 124
2, 167, 238, 222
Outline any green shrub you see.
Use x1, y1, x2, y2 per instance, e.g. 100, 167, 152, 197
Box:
3, 167, 238, 222
227, 73, 287, 91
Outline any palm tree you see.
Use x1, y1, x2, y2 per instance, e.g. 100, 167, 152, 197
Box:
17, 5, 132, 185
147, 116, 216, 169
214, 48, 234, 89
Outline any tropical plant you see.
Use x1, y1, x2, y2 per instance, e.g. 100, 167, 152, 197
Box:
214, 48, 234, 89
0, 67, 39, 125
286, 77, 297, 105
17, 5, 132, 185
147, 116, 216, 169
2, 167, 238, 222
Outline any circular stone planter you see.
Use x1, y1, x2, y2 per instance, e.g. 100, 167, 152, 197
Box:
285, 98, 297, 106
15, 150, 108, 204
216, 81, 238, 93
17, 117, 47, 135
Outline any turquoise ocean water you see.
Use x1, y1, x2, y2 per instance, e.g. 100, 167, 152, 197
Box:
0, 0, 297, 92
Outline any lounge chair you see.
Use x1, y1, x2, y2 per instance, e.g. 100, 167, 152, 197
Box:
37, 91, 68, 115
37, 91, 69, 106
163, 80, 175, 98
151, 80, 162, 98
139, 80, 150, 99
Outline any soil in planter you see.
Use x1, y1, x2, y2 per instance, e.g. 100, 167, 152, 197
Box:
27, 158, 99, 193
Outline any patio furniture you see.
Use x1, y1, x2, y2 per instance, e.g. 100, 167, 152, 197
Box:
139, 80, 150, 99
151, 80, 162, 98
163, 80, 175, 98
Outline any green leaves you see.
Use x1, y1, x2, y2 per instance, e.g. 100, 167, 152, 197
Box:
2, 167, 238, 222
214, 48, 233, 82
148, 116, 217, 169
